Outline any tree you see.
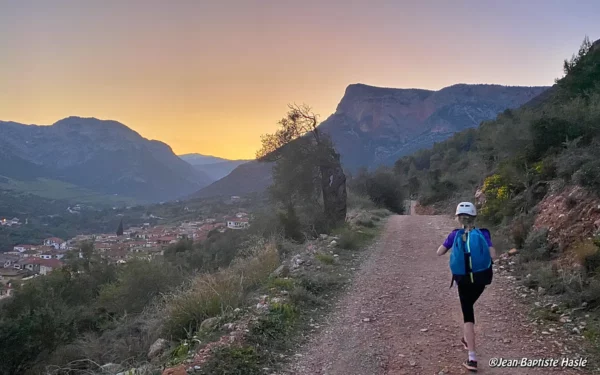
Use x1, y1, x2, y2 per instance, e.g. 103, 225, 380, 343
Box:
116, 219, 124, 236
365, 170, 405, 214
257, 104, 347, 230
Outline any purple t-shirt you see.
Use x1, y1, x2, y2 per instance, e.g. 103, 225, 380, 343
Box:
443, 228, 493, 249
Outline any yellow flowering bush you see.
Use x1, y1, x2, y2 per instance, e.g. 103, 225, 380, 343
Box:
480, 173, 514, 224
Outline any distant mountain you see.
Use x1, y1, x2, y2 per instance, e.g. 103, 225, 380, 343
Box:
193, 83, 548, 198
179, 153, 231, 165
180, 153, 250, 181
190, 161, 273, 199
0, 117, 212, 202
319, 83, 549, 170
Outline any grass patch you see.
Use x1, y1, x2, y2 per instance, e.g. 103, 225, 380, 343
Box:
356, 219, 375, 228
247, 303, 298, 351
533, 307, 560, 322
315, 253, 335, 265
198, 345, 263, 375
289, 286, 325, 307
168, 339, 197, 366
268, 277, 295, 291
163, 240, 279, 339
333, 227, 375, 250
298, 272, 343, 296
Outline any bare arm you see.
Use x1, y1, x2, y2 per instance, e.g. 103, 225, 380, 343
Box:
437, 245, 449, 256
489, 246, 497, 260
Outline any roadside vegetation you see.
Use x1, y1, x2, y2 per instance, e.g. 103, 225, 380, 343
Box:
391, 37, 600, 358
0, 105, 398, 375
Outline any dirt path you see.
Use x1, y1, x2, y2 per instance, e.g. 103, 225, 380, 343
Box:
284, 215, 590, 374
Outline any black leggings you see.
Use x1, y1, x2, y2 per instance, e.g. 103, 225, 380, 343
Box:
458, 283, 486, 323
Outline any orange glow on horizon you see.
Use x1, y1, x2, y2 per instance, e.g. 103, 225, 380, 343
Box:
1, 1, 596, 159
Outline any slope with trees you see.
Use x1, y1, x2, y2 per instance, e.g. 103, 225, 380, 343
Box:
393, 38, 600, 350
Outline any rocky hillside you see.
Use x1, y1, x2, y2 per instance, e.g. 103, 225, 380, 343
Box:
193, 83, 547, 198
0, 117, 212, 202
393, 38, 600, 340
180, 153, 250, 181
321, 83, 548, 170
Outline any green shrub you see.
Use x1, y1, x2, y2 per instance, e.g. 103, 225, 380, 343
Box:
269, 302, 298, 321
347, 190, 376, 210
315, 253, 335, 265
521, 228, 553, 262
530, 117, 585, 159
268, 277, 295, 291
97, 259, 183, 316
277, 206, 305, 242
199, 345, 262, 375
356, 219, 375, 228
555, 148, 594, 181
298, 273, 342, 296
164, 241, 279, 339
521, 261, 556, 290
247, 303, 297, 351
584, 250, 600, 277
574, 160, 600, 194
289, 286, 324, 307
581, 278, 600, 309
511, 216, 532, 249
334, 227, 373, 250
365, 170, 405, 214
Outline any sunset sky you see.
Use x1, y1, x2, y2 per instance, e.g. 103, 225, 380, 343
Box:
1, 0, 598, 159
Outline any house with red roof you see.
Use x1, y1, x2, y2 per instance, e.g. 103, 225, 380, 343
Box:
38, 259, 64, 275
156, 236, 177, 245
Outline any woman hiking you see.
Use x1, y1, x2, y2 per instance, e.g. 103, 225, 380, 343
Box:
436, 202, 496, 372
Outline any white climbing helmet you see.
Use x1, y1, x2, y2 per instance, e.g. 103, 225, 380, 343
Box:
455, 202, 477, 217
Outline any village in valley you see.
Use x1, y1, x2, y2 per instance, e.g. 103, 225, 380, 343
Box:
0, 209, 250, 299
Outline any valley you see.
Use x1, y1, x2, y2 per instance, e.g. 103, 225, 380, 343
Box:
1, 10, 599, 373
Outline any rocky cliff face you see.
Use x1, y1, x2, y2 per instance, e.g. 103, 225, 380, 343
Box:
320, 83, 549, 170
0, 117, 212, 202
194, 83, 548, 198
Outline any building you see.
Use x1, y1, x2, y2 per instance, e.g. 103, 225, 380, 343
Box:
43, 237, 66, 250
0, 268, 28, 281
37, 259, 64, 275
0, 254, 20, 268
226, 218, 250, 230
13, 244, 37, 253
1, 218, 20, 227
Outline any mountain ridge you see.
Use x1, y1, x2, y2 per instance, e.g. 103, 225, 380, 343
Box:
0, 117, 212, 202
193, 82, 548, 198
180, 153, 251, 181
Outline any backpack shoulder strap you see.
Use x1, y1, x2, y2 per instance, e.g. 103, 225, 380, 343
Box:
470, 228, 488, 246
453, 228, 465, 244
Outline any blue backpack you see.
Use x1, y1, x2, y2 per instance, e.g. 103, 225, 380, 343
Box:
449, 228, 493, 286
